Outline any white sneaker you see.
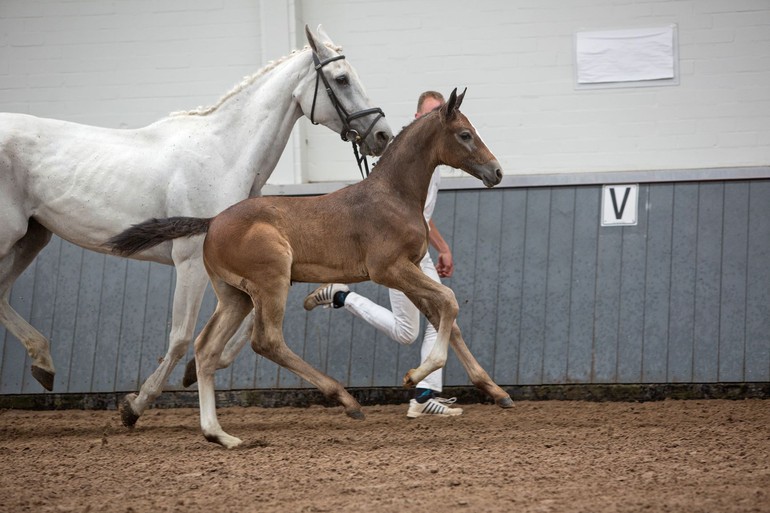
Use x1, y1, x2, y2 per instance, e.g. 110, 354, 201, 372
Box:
303, 283, 349, 311
406, 397, 463, 418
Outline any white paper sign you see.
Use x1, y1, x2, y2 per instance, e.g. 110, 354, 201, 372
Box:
602, 185, 639, 226
576, 26, 675, 84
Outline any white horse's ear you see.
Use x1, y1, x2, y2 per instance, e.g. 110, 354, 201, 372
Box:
305, 24, 319, 53
316, 24, 335, 46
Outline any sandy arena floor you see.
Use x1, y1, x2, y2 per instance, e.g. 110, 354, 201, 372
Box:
0, 399, 768, 513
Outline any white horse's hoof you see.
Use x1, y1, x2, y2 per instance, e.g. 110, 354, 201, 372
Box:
119, 393, 141, 428
204, 432, 243, 449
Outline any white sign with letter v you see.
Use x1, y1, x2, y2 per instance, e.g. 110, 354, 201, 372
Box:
601, 184, 639, 226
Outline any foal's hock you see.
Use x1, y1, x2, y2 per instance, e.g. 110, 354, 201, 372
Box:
109, 88, 511, 448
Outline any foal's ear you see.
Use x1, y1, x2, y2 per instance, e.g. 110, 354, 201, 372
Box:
441, 88, 459, 122
455, 87, 467, 110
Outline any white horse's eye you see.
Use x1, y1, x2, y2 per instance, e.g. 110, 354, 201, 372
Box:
335, 75, 350, 86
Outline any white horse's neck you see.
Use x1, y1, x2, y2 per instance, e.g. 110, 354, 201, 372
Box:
164, 48, 314, 194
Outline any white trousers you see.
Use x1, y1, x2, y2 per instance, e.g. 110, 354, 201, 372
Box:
343, 252, 442, 392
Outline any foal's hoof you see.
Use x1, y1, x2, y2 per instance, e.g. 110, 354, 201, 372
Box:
346, 409, 365, 421
119, 394, 141, 428
182, 359, 198, 388
496, 396, 514, 408
31, 365, 54, 391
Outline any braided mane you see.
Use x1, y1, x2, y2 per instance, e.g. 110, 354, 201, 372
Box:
171, 43, 342, 117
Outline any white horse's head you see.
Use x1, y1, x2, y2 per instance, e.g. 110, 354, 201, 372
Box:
299, 25, 393, 157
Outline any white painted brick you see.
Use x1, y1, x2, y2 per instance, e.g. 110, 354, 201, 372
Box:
1, 0, 768, 182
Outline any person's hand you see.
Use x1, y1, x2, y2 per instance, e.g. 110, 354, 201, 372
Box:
436, 251, 454, 278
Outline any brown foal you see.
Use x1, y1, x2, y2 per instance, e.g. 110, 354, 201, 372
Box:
109, 88, 512, 448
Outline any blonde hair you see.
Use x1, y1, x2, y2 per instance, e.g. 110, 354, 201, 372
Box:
416, 90, 445, 113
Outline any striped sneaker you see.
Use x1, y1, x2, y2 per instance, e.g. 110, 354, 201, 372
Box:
303, 283, 349, 310
406, 397, 463, 418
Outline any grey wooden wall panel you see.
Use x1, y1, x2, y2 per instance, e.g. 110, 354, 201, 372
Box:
719, 182, 750, 382
693, 183, 724, 382
91, 257, 127, 392
469, 189, 504, 383
668, 183, 699, 383
518, 188, 550, 385
567, 187, 599, 383
50, 240, 84, 392
68, 251, 105, 393
2, 179, 769, 397
542, 188, 575, 384
115, 260, 150, 391
594, 211, 622, 383
615, 186, 648, 384
746, 182, 770, 382
492, 188, 527, 384
642, 184, 674, 383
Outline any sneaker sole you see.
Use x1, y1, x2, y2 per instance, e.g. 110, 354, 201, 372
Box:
406, 410, 463, 418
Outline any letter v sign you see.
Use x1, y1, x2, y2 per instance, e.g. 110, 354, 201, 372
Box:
601, 184, 639, 226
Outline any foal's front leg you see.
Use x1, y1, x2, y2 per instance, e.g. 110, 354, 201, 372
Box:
376, 261, 457, 388
196, 283, 253, 449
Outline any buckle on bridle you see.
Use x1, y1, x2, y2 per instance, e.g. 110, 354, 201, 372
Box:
309, 51, 385, 178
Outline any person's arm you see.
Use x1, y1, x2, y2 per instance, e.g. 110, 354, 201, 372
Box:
428, 218, 454, 278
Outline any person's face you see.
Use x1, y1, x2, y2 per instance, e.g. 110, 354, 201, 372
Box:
416, 97, 444, 118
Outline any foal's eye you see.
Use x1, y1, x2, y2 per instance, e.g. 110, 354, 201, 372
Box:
335, 75, 349, 86
460, 132, 472, 141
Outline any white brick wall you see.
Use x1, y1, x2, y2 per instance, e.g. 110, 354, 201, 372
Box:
302, 0, 770, 181
0, 0, 262, 128
1, 0, 768, 184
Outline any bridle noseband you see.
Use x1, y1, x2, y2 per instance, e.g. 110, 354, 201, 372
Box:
309, 52, 385, 178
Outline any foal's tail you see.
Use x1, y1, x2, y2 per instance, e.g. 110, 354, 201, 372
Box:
106, 216, 212, 257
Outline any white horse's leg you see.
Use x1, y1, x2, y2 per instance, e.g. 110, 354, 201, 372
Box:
196, 280, 253, 449
120, 253, 209, 427
0, 218, 55, 390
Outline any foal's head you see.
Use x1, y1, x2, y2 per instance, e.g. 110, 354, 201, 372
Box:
434, 88, 503, 188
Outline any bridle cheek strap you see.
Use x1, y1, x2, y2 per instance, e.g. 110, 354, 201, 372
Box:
309, 52, 386, 178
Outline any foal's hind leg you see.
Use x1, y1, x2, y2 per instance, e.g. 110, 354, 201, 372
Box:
181, 311, 254, 388
195, 279, 253, 449
251, 277, 364, 420
0, 218, 55, 390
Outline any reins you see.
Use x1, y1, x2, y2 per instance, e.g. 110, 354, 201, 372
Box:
310, 52, 385, 178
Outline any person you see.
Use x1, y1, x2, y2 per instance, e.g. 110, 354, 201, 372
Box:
304, 91, 462, 418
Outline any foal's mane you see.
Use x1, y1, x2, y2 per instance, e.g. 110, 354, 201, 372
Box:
171, 42, 343, 117
373, 109, 440, 169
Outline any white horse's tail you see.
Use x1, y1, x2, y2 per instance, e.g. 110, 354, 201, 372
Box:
106, 216, 211, 257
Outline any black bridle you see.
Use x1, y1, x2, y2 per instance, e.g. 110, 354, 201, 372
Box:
309, 52, 385, 178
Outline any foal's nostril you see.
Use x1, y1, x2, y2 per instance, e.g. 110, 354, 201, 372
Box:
496, 168, 503, 180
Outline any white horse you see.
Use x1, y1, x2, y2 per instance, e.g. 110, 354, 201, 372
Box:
0, 25, 392, 426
